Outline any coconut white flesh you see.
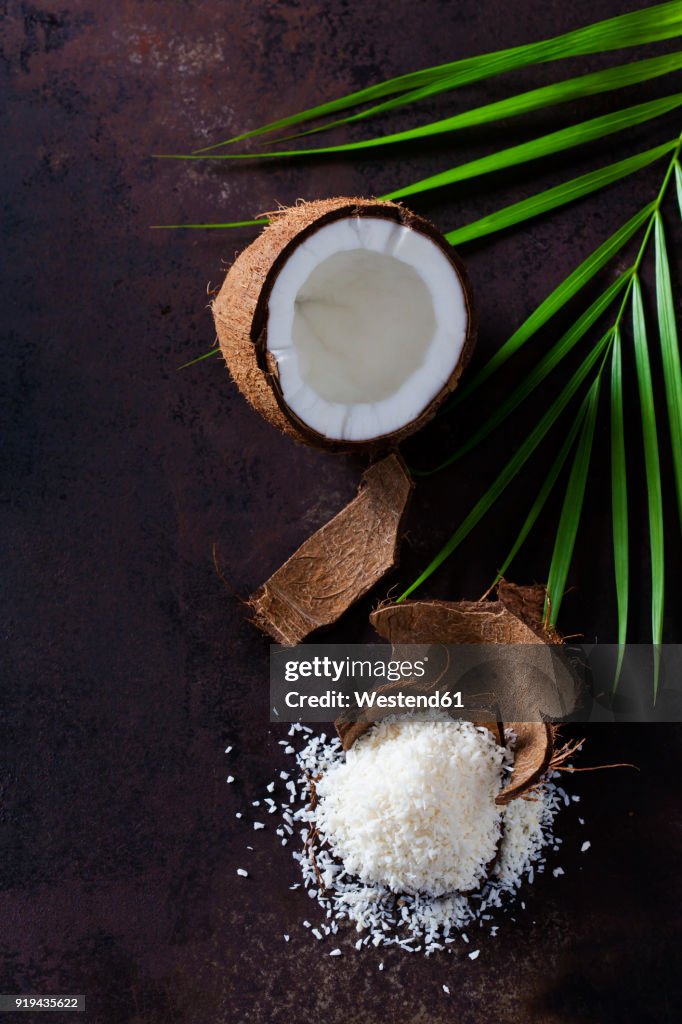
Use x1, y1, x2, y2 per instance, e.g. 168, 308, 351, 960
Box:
266, 216, 468, 441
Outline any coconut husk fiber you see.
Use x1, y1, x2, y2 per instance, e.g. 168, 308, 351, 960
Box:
248, 453, 413, 645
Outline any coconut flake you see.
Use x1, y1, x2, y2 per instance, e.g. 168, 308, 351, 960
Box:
255, 715, 575, 957
314, 718, 505, 896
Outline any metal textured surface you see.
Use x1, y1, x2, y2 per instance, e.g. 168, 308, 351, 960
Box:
1, 1, 681, 1021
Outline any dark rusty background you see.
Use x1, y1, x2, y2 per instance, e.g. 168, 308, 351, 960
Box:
1, 1, 681, 1021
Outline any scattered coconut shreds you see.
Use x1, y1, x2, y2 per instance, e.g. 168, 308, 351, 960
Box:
442, 985, 450, 995
237, 869, 248, 878
227, 776, 235, 784
581, 841, 591, 853
252, 716, 577, 959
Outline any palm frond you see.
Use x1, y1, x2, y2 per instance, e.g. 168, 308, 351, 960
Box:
654, 210, 682, 529
445, 141, 676, 246
453, 204, 653, 401
610, 327, 629, 686
383, 94, 682, 201
632, 276, 665, 675
423, 273, 630, 473
398, 335, 610, 601
546, 375, 602, 625
152, 219, 267, 230
181, 54, 682, 160
194, 1, 682, 150
178, 348, 221, 370
165, 4, 682, 665
492, 390, 592, 586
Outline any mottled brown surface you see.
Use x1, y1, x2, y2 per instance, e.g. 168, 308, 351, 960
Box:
249, 454, 412, 642
2, 1, 682, 1022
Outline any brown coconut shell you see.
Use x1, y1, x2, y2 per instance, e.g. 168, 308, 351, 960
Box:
495, 721, 555, 805
248, 453, 413, 645
212, 196, 477, 453
335, 677, 504, 754
334, 582, 579, 802
369, 581, 556, 646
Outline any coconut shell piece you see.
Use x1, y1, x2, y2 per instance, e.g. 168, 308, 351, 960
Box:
335, 703, 554, 806
248, 453, 413, 645
333, 582, 580, 802
369, 582, 580, 723
212, 196, 476, 453
495, 722, 555, 805
370, 582, 557, 646
335, 676, 504, 753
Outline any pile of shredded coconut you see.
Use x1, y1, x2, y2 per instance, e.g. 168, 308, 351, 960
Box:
314, 718, 506, 895
235, 715, 582, 956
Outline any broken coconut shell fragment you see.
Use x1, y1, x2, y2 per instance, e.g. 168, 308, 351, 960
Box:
334, 582, 580, 802
213, 197, 476, 452
369, 581, 557, 646
335, 677, 504, 754
495, 722, 555, 805
248, 453, 413, 645
369, 580, 581, 723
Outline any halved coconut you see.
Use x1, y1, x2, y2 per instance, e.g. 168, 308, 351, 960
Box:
213, 197, 476, 451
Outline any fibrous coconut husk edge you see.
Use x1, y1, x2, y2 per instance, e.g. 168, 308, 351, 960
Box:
248, 453, 413, 644
212, 196, 477, 453
334, 582, 581, 802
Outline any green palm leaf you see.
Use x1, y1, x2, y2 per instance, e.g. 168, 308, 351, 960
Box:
425, 272, 630, 472
398, 335, 610, 601
610, 327, 629, 686
493, 389, 592, 586
632, 276, 665, 677
178, 348, 221, 370
383, 94, 682, 202
152, 219, 266, 230
546, 375, 602, 625
676, 159, 682, 213
196, 1, 682, 150
654, 211, 682, 530
182, 54, 682, 159
155, 144, 672, 236
454, 203, 653, 401
445, 141, 676, 246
